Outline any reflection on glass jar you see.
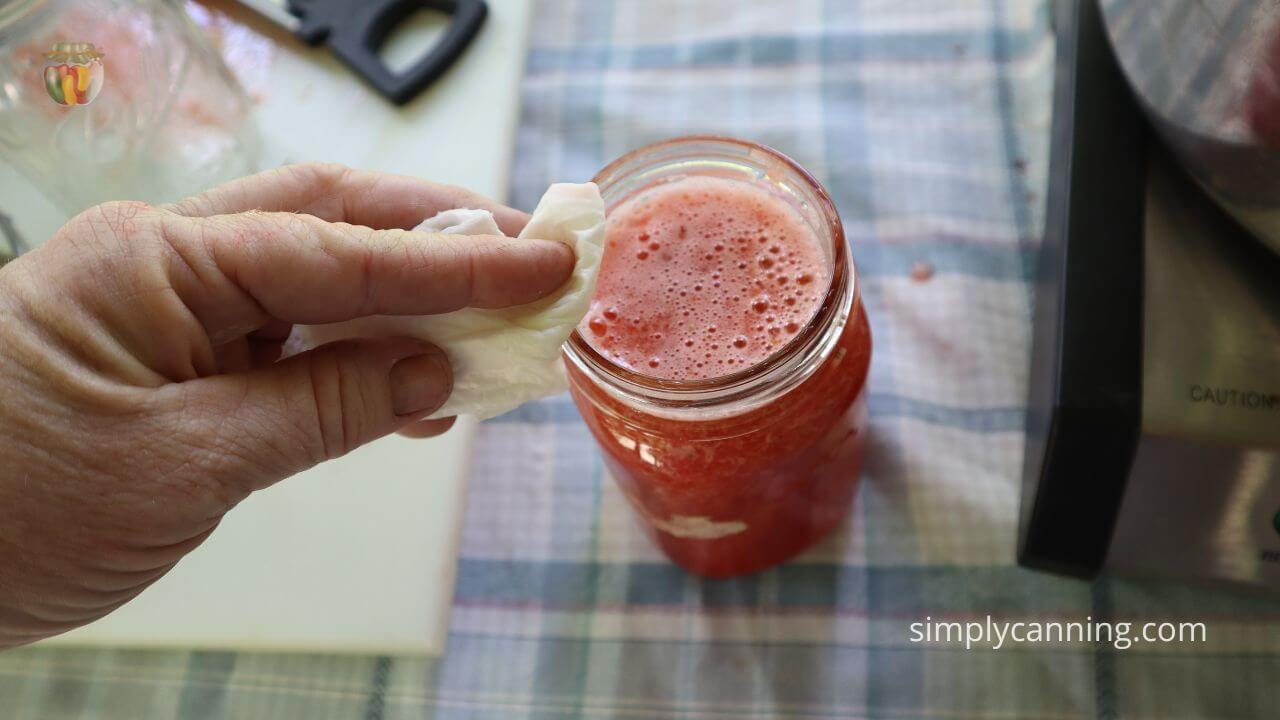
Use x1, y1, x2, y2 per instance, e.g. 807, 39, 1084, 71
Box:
564, 136, 873, 578
0, 0, 259, 216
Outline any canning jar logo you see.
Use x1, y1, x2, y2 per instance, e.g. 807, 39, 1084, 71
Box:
42, 42, 105, 107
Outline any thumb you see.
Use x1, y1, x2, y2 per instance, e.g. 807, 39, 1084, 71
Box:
178, 337, 452, 487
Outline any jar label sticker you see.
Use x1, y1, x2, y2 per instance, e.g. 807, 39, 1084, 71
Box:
42, 42, 105, 107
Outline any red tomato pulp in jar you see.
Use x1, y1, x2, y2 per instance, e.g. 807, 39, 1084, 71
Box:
582, 175, 830, 379
564, 137, 872, 577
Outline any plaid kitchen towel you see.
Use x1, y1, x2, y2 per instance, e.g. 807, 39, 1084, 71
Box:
4, 1, 1280, 718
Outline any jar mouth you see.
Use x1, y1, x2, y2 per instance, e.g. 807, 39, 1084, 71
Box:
564, 135, 857, 411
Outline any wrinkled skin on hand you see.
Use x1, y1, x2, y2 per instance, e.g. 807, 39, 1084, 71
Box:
0, 163, 572, 648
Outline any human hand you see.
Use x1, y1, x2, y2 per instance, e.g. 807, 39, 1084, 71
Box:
0, 163, 573, 649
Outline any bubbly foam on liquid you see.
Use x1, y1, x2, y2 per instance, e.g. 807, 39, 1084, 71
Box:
580, 175, 831, 381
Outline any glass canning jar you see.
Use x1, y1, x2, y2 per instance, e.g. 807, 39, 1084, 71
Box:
564, 136, 873, 577
0, 0, 259, 217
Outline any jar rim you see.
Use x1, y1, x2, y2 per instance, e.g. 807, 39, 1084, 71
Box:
0, 0, 46, 34
563, 135, 858, 411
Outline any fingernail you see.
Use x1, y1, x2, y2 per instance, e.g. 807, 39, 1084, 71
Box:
389, 346, 452, 417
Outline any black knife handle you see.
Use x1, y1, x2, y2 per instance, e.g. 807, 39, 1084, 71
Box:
288, 0, 487, 105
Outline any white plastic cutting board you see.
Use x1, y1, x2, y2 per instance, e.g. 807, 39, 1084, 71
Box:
31, 0, 533, 655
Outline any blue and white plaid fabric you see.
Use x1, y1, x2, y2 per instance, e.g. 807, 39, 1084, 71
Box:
5, 1, 1280, 718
